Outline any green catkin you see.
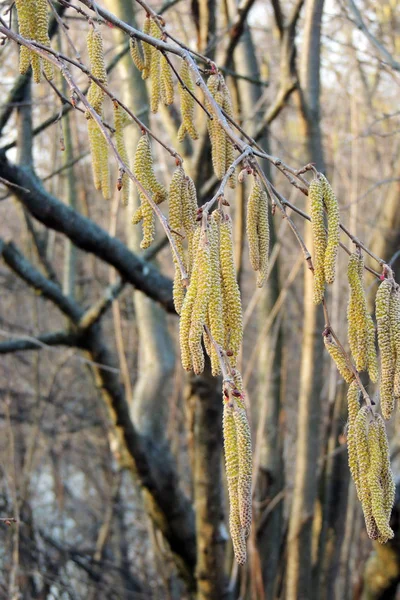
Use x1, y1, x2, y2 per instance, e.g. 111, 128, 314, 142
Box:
376, 279, 395, 420
87, 118, 109, 198
184, 176, 199, 275
355, 407, 379, 540
114, 104, 130, 205
177, 61, 199, 141
36, 0, 53, 81
208, 217, 225, 376
233, 405, 252, 536
100, 127, 110, 200
221, 78, 236, 189
347, 380, 361, 495
367, 420, 394, 541
129, 38, 145, 72
223, 403, 247, 565
256, 182, 270, 288
207, 75, 226, 180
347, 253, 369, 372
219, 215, 243, 364
86, 26, 107, 115
15, 0, 34, 75
141, 16, 152, 80
160, 55, 174, 106
149, 21, 162, 114
321, 175, 340, 284
324, 334, 354, 383
376, 415, 396, 525
169, 167, 187, 314
179, 228, 200, 370
367, 314, 379, 383
309, 177, 327, 304
389, 286, 400, 401
189, 233, 212, 374
246, 178, 260, 272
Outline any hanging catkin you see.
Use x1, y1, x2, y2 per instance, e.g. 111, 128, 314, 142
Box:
141, 16, 152, 80
376, 415, 396, 525
321, 175, 340, 284
179, 228, 201, 371
86, 25, 107, 116
309, 176, 327, 304
177, 61, 198, 141
129, 38, 145, 73
367, 420, 394, 541
376, 278, 395, 420
221, 77, 236, 189
15, 0, 50, 82
114, 104, 130, 205
324, 334, 354, 383
15, 0, 35, 75
207, 216, 225, 375
168, 166, 187, 314
207, 74, 227, 180
355, 407, 379, 540
160, 55, 174, 106
36, 0, 53, 81
87, 118, 109, 199
346, 381, 360, 495
189, 232, 212, 374
389, 286, 400, 401
149, 20, 162, 114
233, 403, 252, 536
246, 177, 270, 287
219, 214, 243, 364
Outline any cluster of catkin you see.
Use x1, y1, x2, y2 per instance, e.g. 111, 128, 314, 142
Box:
86, 26, 110, 200
15, 0, 54, 83
309, 174, 340, 304
223, 371, 252, 565
206, 74, 236, 187
132, 134, 168, 248
179, 213, 243, 376
375, 277, 400, 420
129, 17, 175, 113
347, 383, 395, 542
246, 175, 270, 287
347, 252, 378, 382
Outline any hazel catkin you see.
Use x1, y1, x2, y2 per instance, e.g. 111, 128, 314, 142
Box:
347, 380, 361, 495
86, 25, 107, 116
376, 278, 395, 420
189, 233, 212, 374
179, 228, 200, 371
36, 0, 53, 81
207, 217, 225, 375
324, 334, 354, 383
355, 406, 379, 540
160, 55, 174, 106
177, 61, 198, 141
309, 177, 327, 304
321, 175, 340, 284
367, 420, 394, 541
149, 20, 162, 114
389, 286, 400, 401
233, 405, 252, 536
129, 38, 145, 72
114, 103, 130, 205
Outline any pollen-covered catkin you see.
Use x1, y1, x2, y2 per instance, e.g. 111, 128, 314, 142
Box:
168, 167, 187, 314
246, 178, 260, 272
347, 380, 361, 495
219, 215, 243, 364
347, 253, 369, 372
376, 415, 396, 524
367, 315, 379, 383
36, 0, 53, 81
223, 403, 247, 565
129, 38, 145, 72
233, 405, 252, 536
367, 420, 394, 541
179, 228, 200, 370
324, 334, 354, 383
355, 406, 379, 540
87, 118, 109, 199
141, 16, 152, 80
321, 175, 340, 284
15, 0, 35, 75
256, 183, 270, 288
160, 55, 174, 106
376, 279, 395, 420
189, 233, 212, 374
389, 286, 400, 401
221, 77, 236, 189
207, 75, 226, 180
207, 217, 225, 375
177, 61, 199, 141
309, 177, 327, 304
87, 26, 107, 115
149, 20, 162, 114
183, 176, 199, 274
114, 104, 130, 205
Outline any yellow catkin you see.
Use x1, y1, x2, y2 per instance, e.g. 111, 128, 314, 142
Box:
160, 55, 174, 106
87, 118, 109, 198
355, 407, 379, 540
223, 402, 247, 565
36, 0, 53, 81
207, 75, 226, 180
100, 127, 110, 200
149, 20, 162, 114
183, 176, 198, 274
15, 0, 34, 75
347, 253, 369, 372
347, 380, 361, 495
129, 38, 145, 72
141, 16, 152, 80
233, 405, 252, 537
376, 415, 396, 526
367, 420, 394, 541
324, 334, 354, 383
86, 26, 107, 116
177, 61, 198, 141
179, 228, 200, 370
189, 233, 212, 374
389, 286, 400, 401
309, 177, 327, 304
367, 315, 379, 383
321, 175, 340, 284
114, 104, 130, 205
169, 167, 187, 314
208, 217, 225, 376
219, 214, 243, 364
376, 279, 395, 420
221, 77, 236, 189
256, 182, 270, 288
246, 178, 260, 272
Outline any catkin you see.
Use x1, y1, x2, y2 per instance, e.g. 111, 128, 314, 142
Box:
324, 334, 354, 383
141, 16, 152, 80
36, 0, 53, 81
189, 233, 212, 374
246, 177, 270, 287
321, 175, 340, 284
347, 380, 361, 495
114, 104, 130, 205
389, 286, 400, 401
129, 38, 145, 72
309, 177, 327, 304
149, 20, 162, 114
177, 61, 198, 141
207, 217, 225, 375
15, 0, 35, 75
160, 55, 174, 106
256, 183, 269, 287
87, 117, 109, 199
355, 406, 379, 540
207, 74, 226, 180
233, 405, 252, 536
169, 167, 187, 314
376, 279, 395, 419
221, 77, 236, 189
376, 415, 396, 525
179, 228, 200, 370
87, 26, 107, 116
223, 403, 247, 565
183, 176, 198, 274
219, 214, 243, 364
367, 420, 394, 541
